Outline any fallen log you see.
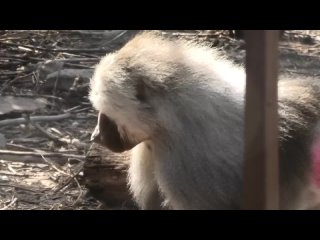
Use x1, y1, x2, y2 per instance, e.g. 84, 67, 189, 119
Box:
83, 143, 137, 209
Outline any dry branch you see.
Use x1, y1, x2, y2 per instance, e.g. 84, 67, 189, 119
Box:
0, 41, 108, 53
0, 183, 40, 193
0, 197, 17, 210
52, 163, 84, 194
0, 113, 71, 126
33, 123, 66, 144
0, 149, 85, 159
0, 149, 85, 164
5, 143, 42, 152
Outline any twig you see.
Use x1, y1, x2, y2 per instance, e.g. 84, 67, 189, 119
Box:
104, 30, 128, 44
0, 197, 17, 210
0, 41, 108, 53
5, 143, 39, 152
49, 128, 63, 136
0, 183, 40, 193
51, 62, 64, 109
64, 105, 82, 112
52, 163, 83, 194
7, 165, 17, 174
72, 115, 96, 120
9, 138, 47, 144
0, 155, 82, 165
70, 107, 92, 113
0, 57, 27, 63
1, 73, 35, 93
71, 177, 83, 206
0, 149, 85, 160
33, 123, 66, 145
1, 93, 64, 101
0, 70, 28, 76
65, 106, 92, 113
52, 58, 98, 62
0, 171, 30, 177
33, 123, 87, 149
0, 113, 71, 126
40, 155, 70, 176
63, 63, 94, 69
58, 52, 100, 59
59, 137, 87, 150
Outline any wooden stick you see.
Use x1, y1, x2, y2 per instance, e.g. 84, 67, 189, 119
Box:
0, 41, 108, 53
0, 149, 85, 159
33, 123, 66, 145
0, 197, 17, 210
0, 113, 71, 126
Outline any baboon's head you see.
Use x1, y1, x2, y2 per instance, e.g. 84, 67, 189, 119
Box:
89, 32, 186, 152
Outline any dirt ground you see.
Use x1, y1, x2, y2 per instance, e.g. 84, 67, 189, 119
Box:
1, 30, 320, 210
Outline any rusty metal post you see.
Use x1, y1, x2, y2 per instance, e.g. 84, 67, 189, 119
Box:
243, 30, 280, 210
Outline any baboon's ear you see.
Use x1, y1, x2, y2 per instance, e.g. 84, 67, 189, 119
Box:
91, 112, 135, 152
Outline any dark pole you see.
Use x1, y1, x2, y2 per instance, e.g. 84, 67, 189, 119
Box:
243, 30, 280, 210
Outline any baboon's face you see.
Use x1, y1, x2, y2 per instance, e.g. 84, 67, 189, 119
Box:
89, 53, 159, 152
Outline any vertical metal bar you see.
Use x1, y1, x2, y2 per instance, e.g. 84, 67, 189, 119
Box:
243, 30, 280, 210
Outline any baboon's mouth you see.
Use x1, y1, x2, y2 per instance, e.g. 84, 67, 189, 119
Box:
91, 112, 137, 153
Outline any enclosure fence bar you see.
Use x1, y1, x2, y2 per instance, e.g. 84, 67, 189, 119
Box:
243, 30, 280, 210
